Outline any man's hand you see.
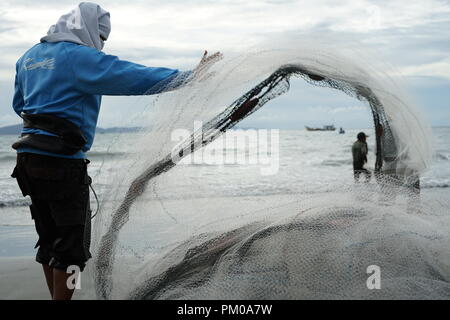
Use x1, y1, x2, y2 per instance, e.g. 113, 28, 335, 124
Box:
192, 50, 223, 82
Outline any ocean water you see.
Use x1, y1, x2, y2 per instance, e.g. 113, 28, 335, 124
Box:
0, 127, 449, 256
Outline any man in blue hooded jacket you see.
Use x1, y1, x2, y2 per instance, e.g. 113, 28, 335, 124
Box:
11, 2, 221, 300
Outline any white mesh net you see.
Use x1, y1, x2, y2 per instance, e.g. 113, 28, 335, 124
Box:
88, 39, 449, 300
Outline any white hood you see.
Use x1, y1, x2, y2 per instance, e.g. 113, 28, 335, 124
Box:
41, 2, 111, 51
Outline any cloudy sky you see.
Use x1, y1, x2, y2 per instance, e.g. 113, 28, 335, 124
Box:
0, 0, 449, 129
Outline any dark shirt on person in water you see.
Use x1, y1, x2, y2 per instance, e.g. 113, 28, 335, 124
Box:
352, 140, 368, 165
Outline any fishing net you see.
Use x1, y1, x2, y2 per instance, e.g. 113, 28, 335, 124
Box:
88, 40, 449, 300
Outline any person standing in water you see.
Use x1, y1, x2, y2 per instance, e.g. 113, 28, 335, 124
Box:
352, 132, 371, 182
11, 2, 221, 300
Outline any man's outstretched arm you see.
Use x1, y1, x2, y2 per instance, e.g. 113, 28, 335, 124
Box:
69, 46, 222, 96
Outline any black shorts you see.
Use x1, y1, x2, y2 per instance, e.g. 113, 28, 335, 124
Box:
12, 153, 92, 272
353, 161, 371, 181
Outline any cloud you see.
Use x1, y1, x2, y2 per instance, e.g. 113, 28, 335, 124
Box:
400, 57, 450, 80
329, 105, 366, 114
0, 0, 449, 127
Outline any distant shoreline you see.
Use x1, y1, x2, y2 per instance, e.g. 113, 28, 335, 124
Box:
0, 123, 448, 135
0, 124, 142, 135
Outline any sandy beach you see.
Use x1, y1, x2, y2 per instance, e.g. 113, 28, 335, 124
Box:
1, 189, 449, 300
0, 256, 99, 300
0, 194, 295, 300
1, 257, 51, 300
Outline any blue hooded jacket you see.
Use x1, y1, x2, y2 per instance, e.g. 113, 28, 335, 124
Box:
13, 40, 187, 159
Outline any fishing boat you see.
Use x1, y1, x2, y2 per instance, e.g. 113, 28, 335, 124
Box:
305, 124, 336, 131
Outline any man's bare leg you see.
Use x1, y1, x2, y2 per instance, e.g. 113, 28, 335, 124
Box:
42, 264, 54, 298
52, 268, 75, 300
